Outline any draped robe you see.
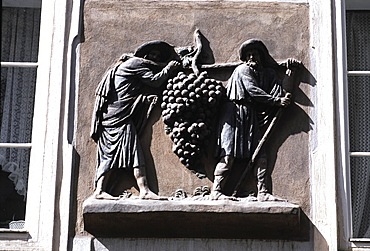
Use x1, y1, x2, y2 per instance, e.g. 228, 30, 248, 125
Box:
216, 63, 283, 160
91, 57, 171, 183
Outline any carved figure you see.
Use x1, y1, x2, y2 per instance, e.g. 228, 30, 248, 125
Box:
91, 41, 180, 199
212, 39, 300, 201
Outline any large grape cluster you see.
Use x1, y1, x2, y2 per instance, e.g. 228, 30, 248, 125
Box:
161, 71, 224, 178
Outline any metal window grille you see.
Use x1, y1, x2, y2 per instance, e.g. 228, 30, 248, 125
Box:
346, 10, 370, 238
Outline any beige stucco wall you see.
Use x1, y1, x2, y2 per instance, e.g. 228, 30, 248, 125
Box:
76, 0, 311, 240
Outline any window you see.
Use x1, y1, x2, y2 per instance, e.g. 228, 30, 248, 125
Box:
1, 0, 79, 249
346, 8, 370, 240
337, 0, 370, 248
1, 3, 41, 230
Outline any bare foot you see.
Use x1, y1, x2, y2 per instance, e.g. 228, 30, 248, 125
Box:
93, 191, 119, 200
239, 196, 258, 202
211, 191, 238, 201
139, 190, 167, 200
257, 192, 286, 202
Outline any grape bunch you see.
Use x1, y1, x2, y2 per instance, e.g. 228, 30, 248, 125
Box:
161, 71, 224, 178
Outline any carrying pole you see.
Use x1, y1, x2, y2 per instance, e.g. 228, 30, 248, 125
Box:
231, 93, 291, 197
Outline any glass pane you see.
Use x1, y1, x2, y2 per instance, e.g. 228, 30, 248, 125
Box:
347, 75, 370, 152
1, 67, 37, 144
346, 11, 370, 71
1, 7, 41, 63
0, 148, 31, 228
350, 157, 370, 238
1, 5, 41, 229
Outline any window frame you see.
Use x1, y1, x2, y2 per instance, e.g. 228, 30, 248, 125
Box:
0, 4, 40, 233
336, 0, 370, 249
0, 0, 80, 249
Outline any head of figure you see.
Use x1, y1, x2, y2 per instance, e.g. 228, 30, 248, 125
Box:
134, 41, 179, 63
239, 39, 278, 70
144, 49, 162, 62
244, 48, 262, 70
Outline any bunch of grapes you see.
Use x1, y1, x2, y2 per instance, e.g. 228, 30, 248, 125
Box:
161, 71, 224, 177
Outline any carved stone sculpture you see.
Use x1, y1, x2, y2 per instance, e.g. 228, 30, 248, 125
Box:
161, 29, 223, 178
211, 39, 301, 201
90, 34, 300, 202
161, 71, 224, 178
91, 41, 180, 199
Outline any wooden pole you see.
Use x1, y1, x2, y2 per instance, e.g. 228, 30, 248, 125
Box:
231, 93, 291, 197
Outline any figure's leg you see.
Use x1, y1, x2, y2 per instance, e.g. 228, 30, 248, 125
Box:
94, 175, 105, 196
211, 155, 236, 200
256, 158, 268, 194
256, 158, 285, 202
93, 171, 118, 200
134, 165, 161, 199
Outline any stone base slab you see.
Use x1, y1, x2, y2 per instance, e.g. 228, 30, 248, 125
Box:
83, 197, 308, 240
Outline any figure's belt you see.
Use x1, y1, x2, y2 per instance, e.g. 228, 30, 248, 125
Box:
233, 98, 252, 105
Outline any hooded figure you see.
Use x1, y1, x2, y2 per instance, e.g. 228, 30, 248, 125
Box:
212, 39, 291, 201
91, 41, 180, 199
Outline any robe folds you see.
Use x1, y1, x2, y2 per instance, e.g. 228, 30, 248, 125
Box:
216, 63, 283, 160
91, 57, 171, 183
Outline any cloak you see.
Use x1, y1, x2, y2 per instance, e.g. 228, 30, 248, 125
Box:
91, 57, 170, 182
216, 63, 283, 159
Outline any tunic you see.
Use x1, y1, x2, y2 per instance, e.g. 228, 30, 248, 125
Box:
216, 63, 283, 160
91, 57, 171, 182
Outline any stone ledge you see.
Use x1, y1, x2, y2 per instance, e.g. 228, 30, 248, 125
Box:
83, 197, 308, 240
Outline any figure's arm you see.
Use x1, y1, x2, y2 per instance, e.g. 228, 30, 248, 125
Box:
275, 93, 291, 107
243, 68, 281, 105
141, 60, 180, 88
246, 83, 279, 105
248, 58, 301, 106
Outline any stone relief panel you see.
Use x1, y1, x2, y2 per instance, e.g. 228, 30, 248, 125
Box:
89, 30, 301, 203
77, 2, 312, 231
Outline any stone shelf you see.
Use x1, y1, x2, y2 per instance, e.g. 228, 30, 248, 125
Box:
83, 197, 308, 240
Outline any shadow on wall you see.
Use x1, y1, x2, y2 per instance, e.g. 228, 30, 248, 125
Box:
85, 213, 329, 251
68, 147, 81, 251
265, 64, 316, 195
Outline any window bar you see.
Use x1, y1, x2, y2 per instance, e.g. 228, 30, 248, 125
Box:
349, 152, 370, 157
347, 71, 370, 75
0, 62, 38, 68
0, 143, 32, 148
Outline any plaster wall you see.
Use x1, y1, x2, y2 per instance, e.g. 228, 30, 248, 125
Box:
76, 0, 312, 247
308, 0, 339, 250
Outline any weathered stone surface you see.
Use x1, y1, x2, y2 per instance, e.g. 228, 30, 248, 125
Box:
77, 0, 311, 236
83, 197, 308, 240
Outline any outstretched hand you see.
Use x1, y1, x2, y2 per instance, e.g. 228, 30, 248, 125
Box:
146, 95, 158, 105
167, 60, 181, 71
285, 58, 301, 76
286, 58, 301, 69
277, 93, 291, 107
